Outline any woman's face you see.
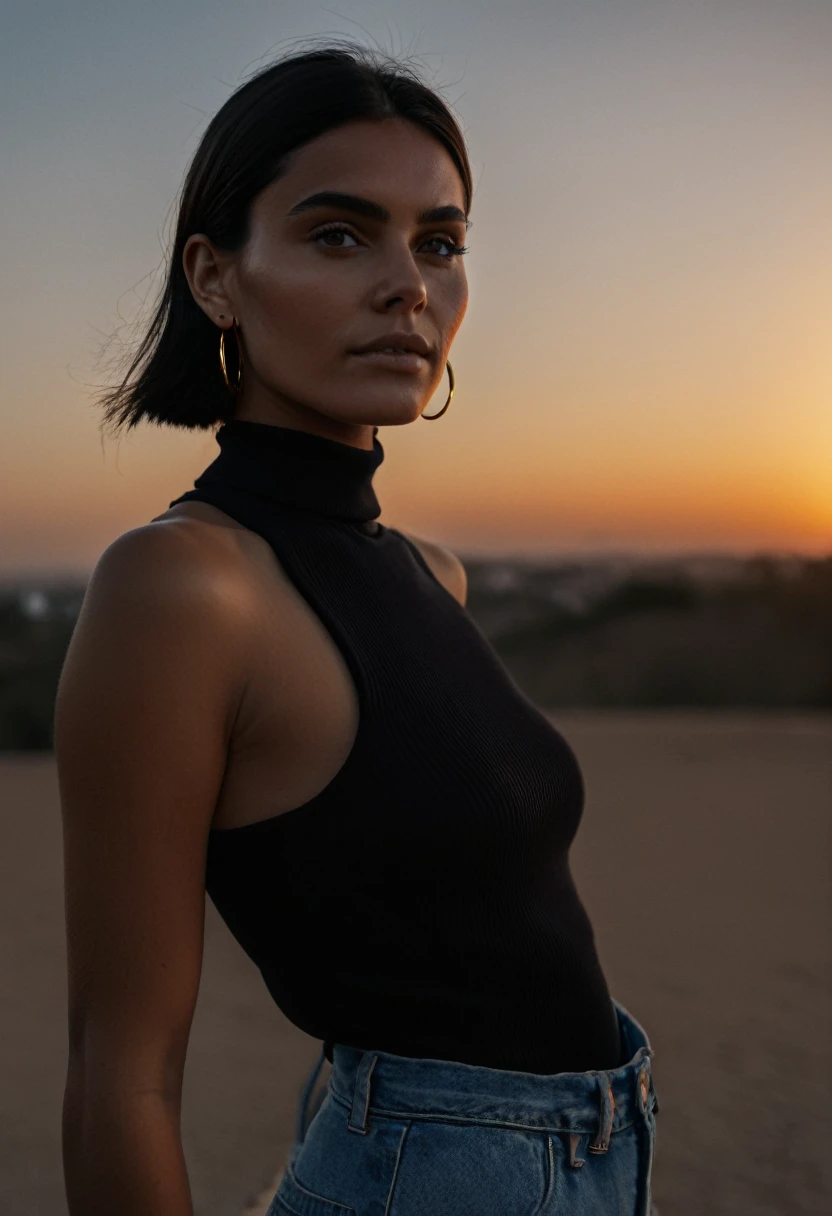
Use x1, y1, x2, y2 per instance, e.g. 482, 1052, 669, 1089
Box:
184, 117, 470, 444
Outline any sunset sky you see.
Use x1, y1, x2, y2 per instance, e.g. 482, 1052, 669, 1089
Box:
2, 0, 830, 579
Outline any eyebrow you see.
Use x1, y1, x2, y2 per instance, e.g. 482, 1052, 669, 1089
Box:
286, 191, 472, 229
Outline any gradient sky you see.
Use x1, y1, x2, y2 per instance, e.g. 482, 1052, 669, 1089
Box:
2, 0, 830, 578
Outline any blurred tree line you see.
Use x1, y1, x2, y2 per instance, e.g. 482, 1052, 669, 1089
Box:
467, 553, 832, 710
0, 554, 830, 751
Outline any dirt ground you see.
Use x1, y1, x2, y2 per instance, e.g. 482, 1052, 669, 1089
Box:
1, 710, 829, 1215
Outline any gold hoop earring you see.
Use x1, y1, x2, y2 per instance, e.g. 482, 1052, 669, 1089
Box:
422, 360, 454, 420
219, 317, 242, 395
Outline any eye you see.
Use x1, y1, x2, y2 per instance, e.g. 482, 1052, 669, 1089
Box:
312, 223, 360, 249
422, 234, 469, 260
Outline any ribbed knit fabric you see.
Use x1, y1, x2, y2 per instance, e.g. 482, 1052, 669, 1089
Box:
169, 418, 622, 1074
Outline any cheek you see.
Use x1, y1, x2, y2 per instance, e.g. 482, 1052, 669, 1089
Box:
436, 272, 469, 341
237, 245, 357, 359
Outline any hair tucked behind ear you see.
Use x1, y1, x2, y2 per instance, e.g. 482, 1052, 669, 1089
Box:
97, 38, 473, 438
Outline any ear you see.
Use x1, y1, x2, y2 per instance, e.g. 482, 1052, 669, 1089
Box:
182, 234, 236, 325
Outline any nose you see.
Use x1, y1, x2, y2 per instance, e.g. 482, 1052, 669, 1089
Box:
371, 241, 428, 314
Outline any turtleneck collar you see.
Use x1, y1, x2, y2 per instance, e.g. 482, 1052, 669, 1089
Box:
185, 418, 385, 524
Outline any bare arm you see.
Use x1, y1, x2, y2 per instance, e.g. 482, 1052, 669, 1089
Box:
55, 523, 254, 1215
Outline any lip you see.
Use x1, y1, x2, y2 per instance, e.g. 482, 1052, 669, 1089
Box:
350, 350, 427, 372
351, 332, 432, 357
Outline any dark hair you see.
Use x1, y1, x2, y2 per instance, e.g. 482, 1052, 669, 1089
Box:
98, 40, 473, 437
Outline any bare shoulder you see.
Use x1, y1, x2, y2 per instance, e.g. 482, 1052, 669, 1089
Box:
393, 527, 467, 607
63, 516, 265, 745
91, 511, 262, 626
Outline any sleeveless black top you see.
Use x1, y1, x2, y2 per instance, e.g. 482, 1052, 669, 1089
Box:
169, 418, 622, 1075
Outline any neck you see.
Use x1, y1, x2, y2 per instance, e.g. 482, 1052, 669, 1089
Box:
182, 416, 386, 524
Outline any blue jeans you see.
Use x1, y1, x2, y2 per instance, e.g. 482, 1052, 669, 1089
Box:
267, 1001, 658, 1215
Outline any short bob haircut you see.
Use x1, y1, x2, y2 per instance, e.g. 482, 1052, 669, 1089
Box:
99, 40, 473, 437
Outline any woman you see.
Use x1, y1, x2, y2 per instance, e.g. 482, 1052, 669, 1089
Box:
56, 42, 658, 1215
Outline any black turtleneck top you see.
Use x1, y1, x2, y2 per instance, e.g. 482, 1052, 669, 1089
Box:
168, 418, 622, 1075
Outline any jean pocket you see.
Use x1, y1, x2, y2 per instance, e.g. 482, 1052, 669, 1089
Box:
387, 1120, 549, 1216
267, 1161, 357, 1216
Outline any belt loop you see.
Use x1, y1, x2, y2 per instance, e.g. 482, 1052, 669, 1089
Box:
347, 1051, 378, 1135
588, 1073, 615, 1154
637, 1053, 654, 1117
295, 1043, 327, 1146
568, 1133, 586, 1168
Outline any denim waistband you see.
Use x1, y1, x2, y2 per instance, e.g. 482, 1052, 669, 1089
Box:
320, 1001, 657, 1152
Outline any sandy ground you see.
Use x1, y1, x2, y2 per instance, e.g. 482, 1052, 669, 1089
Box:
1, 709, 829, 1215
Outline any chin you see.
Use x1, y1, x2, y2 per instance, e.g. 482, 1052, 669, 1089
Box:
326, 390, 427, 429
347, 406, 425, 430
